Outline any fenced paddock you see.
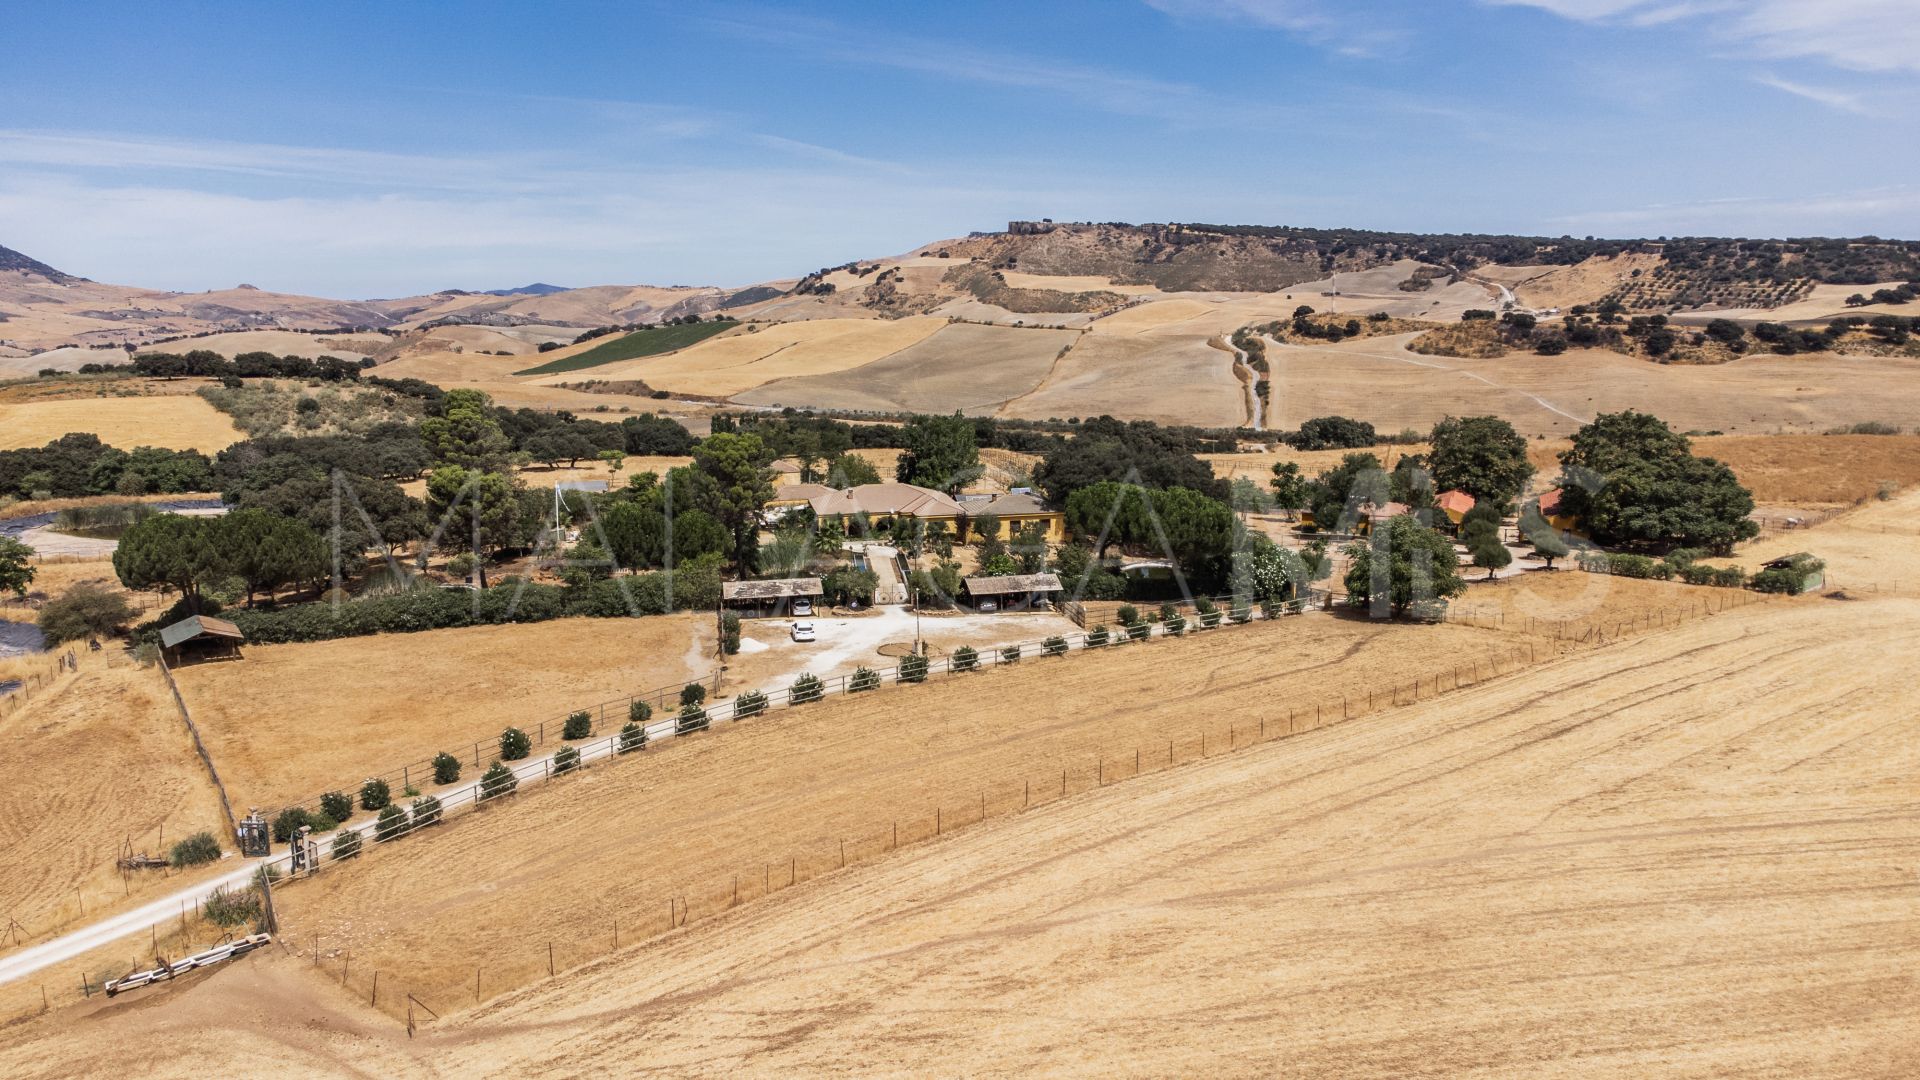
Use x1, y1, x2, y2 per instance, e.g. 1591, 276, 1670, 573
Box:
0, 586, 1794, 1025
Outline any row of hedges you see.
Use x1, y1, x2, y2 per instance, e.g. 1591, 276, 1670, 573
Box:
218, 566, 719, 644
1575, 551, 1823, 594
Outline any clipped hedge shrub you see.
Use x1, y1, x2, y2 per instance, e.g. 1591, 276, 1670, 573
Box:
1163, 614, 1186, 636
1116, 605, 1139, 626
552, 744, 581, 775
629, 699, 653, 725
331, 829, 362, 861
951, 646, 978, 672
849, 667, 880, 692
790, 672, 825, 704
500, 727, 532, 761
319, 791, 353, 823
563, 710, 592, 739
272, 806, 333, 843
1126, 622, 1150, 642
1042, 635, 1068, 656
676, 703, 709, 734
1085, 625, 1110, 648
479, 761, 517, 802
680, 683, 707, 708
359, 777, 391, 811
374, 803, 409, 842
618, 720, 648, 753
898, 654, 928, 683
1000, 644, 1021, 664
432, 751, 461, 785
734, 689, 769, 717
410, 795, 443, 827
1230, 603, 1252, 624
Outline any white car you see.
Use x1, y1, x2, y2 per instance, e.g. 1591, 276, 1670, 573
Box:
792, 598, 814, 617
976, 599, 998, 613
790, 621, 816, 642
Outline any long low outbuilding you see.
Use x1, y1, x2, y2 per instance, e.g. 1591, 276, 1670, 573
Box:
961, 572, 1062, 611
722, 577, 823, 617
158, 614, 245, 664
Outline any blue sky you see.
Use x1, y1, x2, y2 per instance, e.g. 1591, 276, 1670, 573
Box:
4, 0, 1917, 297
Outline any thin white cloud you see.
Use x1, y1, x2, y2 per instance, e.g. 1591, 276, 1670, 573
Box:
1141, 0, 1406, 57
1549, 185, 1920, 235
1752, 74, 1872, 115
1485, 0, 1920, 74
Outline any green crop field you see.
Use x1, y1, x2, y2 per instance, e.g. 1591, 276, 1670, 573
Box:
513, 321, 737, 376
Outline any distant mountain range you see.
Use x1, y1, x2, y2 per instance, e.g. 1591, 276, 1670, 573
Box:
478, 283, 570, 297
6, 223, 1917, 360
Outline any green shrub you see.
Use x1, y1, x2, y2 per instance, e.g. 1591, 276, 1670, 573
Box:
1578, 552, 1668, 579
791, 672, 825, 704
1085, 625, 1110, 648
169, 831, 221, 868
676, 703, 709, 733
1126, 622, 1150, 642
479, 761, 518, 802
722, 611, 741, 655
1230, 604, 1252, 623
898, 654, 929, 683
552, 744, 581, 775
1198, 607, 1222, 628
1711, 565, 1747, 588
1000, 644, 1021, 664
849, 667, 880, 692
1163, 614, 1186, 635
680, 683, 707, 708
359, 777, 391, 811
951, 646, 978, 672
628, 699, 653, 724
563, 710, 592, 739
1116, 604, 1139, 626
374, 803, 409, 841
1157, 602, 1178, 623
201, 886, 262, 928
271, 806, 332, 843
1042, 635, 1068, 656
319, 790, 354, 823
410, 795, 443, 827
432, 751, 461, 785
1679, 564, 1716, 586
734, 689, 769, 717
331, 829, 362, 861
500, 727, 532, 761
618, 720, 648, 752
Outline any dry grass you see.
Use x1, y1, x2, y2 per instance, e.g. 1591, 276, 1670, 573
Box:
734, 323, 1077, 415
0, 396, 243, 453
1264, 332, 1920, 438
0, 659, 230, 942
543, 317, 947, 398
1709, 485, 1920, 593
172, 615, 714, 812
253, 614, 1531, 1015
7, 591, 1914, 1075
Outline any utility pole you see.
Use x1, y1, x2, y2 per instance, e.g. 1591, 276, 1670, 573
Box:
913, 585, 923, 656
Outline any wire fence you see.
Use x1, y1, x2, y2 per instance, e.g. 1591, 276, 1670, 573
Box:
0, 582, 1799, 1025
258, 630, 1562, 1027
259, 594, 1323, 830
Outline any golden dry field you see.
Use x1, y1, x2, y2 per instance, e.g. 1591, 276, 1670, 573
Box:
539, 317, 946, 398
0, 395, 243, 453
1265, 332, 1920, 438
733, 322, 1078, 415
4, 589, 1914, 1076
0, 659, 230, 943
172, 614, 713, 812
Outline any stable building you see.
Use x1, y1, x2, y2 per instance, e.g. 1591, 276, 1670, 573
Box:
722, 577, 823, 618
158, 615, 245, 665
961, 572, 1062, 612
